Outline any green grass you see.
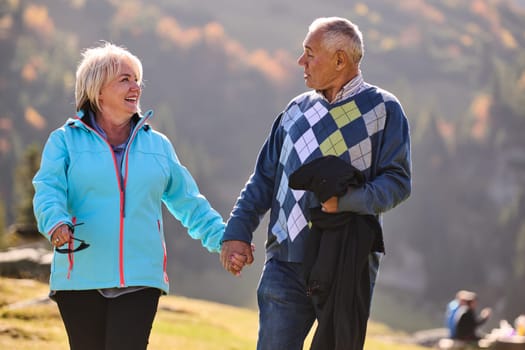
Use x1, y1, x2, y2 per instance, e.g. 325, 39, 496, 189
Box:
0, 277, 427, 349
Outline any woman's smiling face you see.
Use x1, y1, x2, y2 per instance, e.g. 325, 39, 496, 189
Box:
98, 58, 141, 120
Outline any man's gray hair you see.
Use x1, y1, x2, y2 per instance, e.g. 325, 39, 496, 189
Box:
309, 17, 364, 65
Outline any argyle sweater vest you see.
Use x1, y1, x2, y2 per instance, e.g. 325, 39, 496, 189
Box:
266, 85, 391, 261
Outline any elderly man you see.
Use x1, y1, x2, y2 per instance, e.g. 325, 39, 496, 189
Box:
221, 17, 412, 350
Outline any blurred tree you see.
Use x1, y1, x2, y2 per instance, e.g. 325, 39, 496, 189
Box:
12, 143, 41, 238
0, 198, 6, 248
488, 56, 525, 318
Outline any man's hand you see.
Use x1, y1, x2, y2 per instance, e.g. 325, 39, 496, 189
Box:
220, 240, 254, 276
480, 307, 492, 320
321, 196, 339, 213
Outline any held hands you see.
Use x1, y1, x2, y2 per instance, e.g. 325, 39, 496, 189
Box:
220, 240, 254, 276
219, 196, 340, 277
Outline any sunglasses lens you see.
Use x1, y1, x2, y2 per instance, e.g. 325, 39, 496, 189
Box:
55, 239, 90, 254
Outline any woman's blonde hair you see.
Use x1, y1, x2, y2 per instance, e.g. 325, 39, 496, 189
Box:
75, 42, 143, 112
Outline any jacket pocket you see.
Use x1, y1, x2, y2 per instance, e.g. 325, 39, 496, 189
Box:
157, 219, 169, 284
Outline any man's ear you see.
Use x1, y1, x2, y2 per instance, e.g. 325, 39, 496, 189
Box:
335, 50, 347, 71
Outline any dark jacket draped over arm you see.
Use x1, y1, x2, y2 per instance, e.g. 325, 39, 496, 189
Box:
289, 155, 384, 350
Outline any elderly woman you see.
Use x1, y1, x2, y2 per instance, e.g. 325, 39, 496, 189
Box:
32, 42, 226, 350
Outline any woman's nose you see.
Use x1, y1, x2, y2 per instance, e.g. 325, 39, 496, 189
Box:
131, 81, 141, 90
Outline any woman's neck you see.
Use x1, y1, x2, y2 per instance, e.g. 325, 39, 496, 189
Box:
96, 113, 132, 146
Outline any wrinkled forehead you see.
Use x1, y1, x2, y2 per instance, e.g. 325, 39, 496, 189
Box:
303, 28, 325, 50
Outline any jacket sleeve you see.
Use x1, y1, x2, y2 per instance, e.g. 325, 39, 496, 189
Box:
161, 137, 225, 253
32, 128, 73, 240
222, 113, 284, 243
338, 98, 412, 215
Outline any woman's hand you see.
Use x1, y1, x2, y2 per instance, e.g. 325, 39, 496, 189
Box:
50, 224, 73, 247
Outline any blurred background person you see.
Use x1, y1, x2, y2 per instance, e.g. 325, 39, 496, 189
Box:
453, 290, 492, 343
445, 289, 470, 338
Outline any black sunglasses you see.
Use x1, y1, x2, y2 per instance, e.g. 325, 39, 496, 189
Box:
56, 237, 90, 253
55, 223, 90, 254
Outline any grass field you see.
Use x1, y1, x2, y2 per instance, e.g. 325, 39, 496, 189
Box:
0, 277, 427, 349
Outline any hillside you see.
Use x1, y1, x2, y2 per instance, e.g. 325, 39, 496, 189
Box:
0, 277, 428, 350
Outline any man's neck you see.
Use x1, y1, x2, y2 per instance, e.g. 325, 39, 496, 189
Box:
319, 71, 364, 103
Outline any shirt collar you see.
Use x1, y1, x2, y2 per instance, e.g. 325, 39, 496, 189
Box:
316, 71, 365, 104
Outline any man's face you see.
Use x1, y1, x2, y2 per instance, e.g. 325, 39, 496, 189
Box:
297, 29, 340, 93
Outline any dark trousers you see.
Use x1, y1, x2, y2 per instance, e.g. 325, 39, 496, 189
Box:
55, 288, 161, 350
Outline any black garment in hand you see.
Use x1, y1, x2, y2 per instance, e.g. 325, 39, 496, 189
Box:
288, 155, 364, 203
289, 156, 384, 350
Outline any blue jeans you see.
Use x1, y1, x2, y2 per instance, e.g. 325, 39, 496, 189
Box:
256, 253, 382, 350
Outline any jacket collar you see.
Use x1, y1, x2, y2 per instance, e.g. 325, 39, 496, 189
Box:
67, 108, 154, 131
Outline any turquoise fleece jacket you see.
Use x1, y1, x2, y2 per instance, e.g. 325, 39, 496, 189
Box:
33, 110, 225, 294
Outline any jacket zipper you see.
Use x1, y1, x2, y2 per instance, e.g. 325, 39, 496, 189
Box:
92, 128, 127, 286
118, 114, 150, 286
74, 113, 151, 287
